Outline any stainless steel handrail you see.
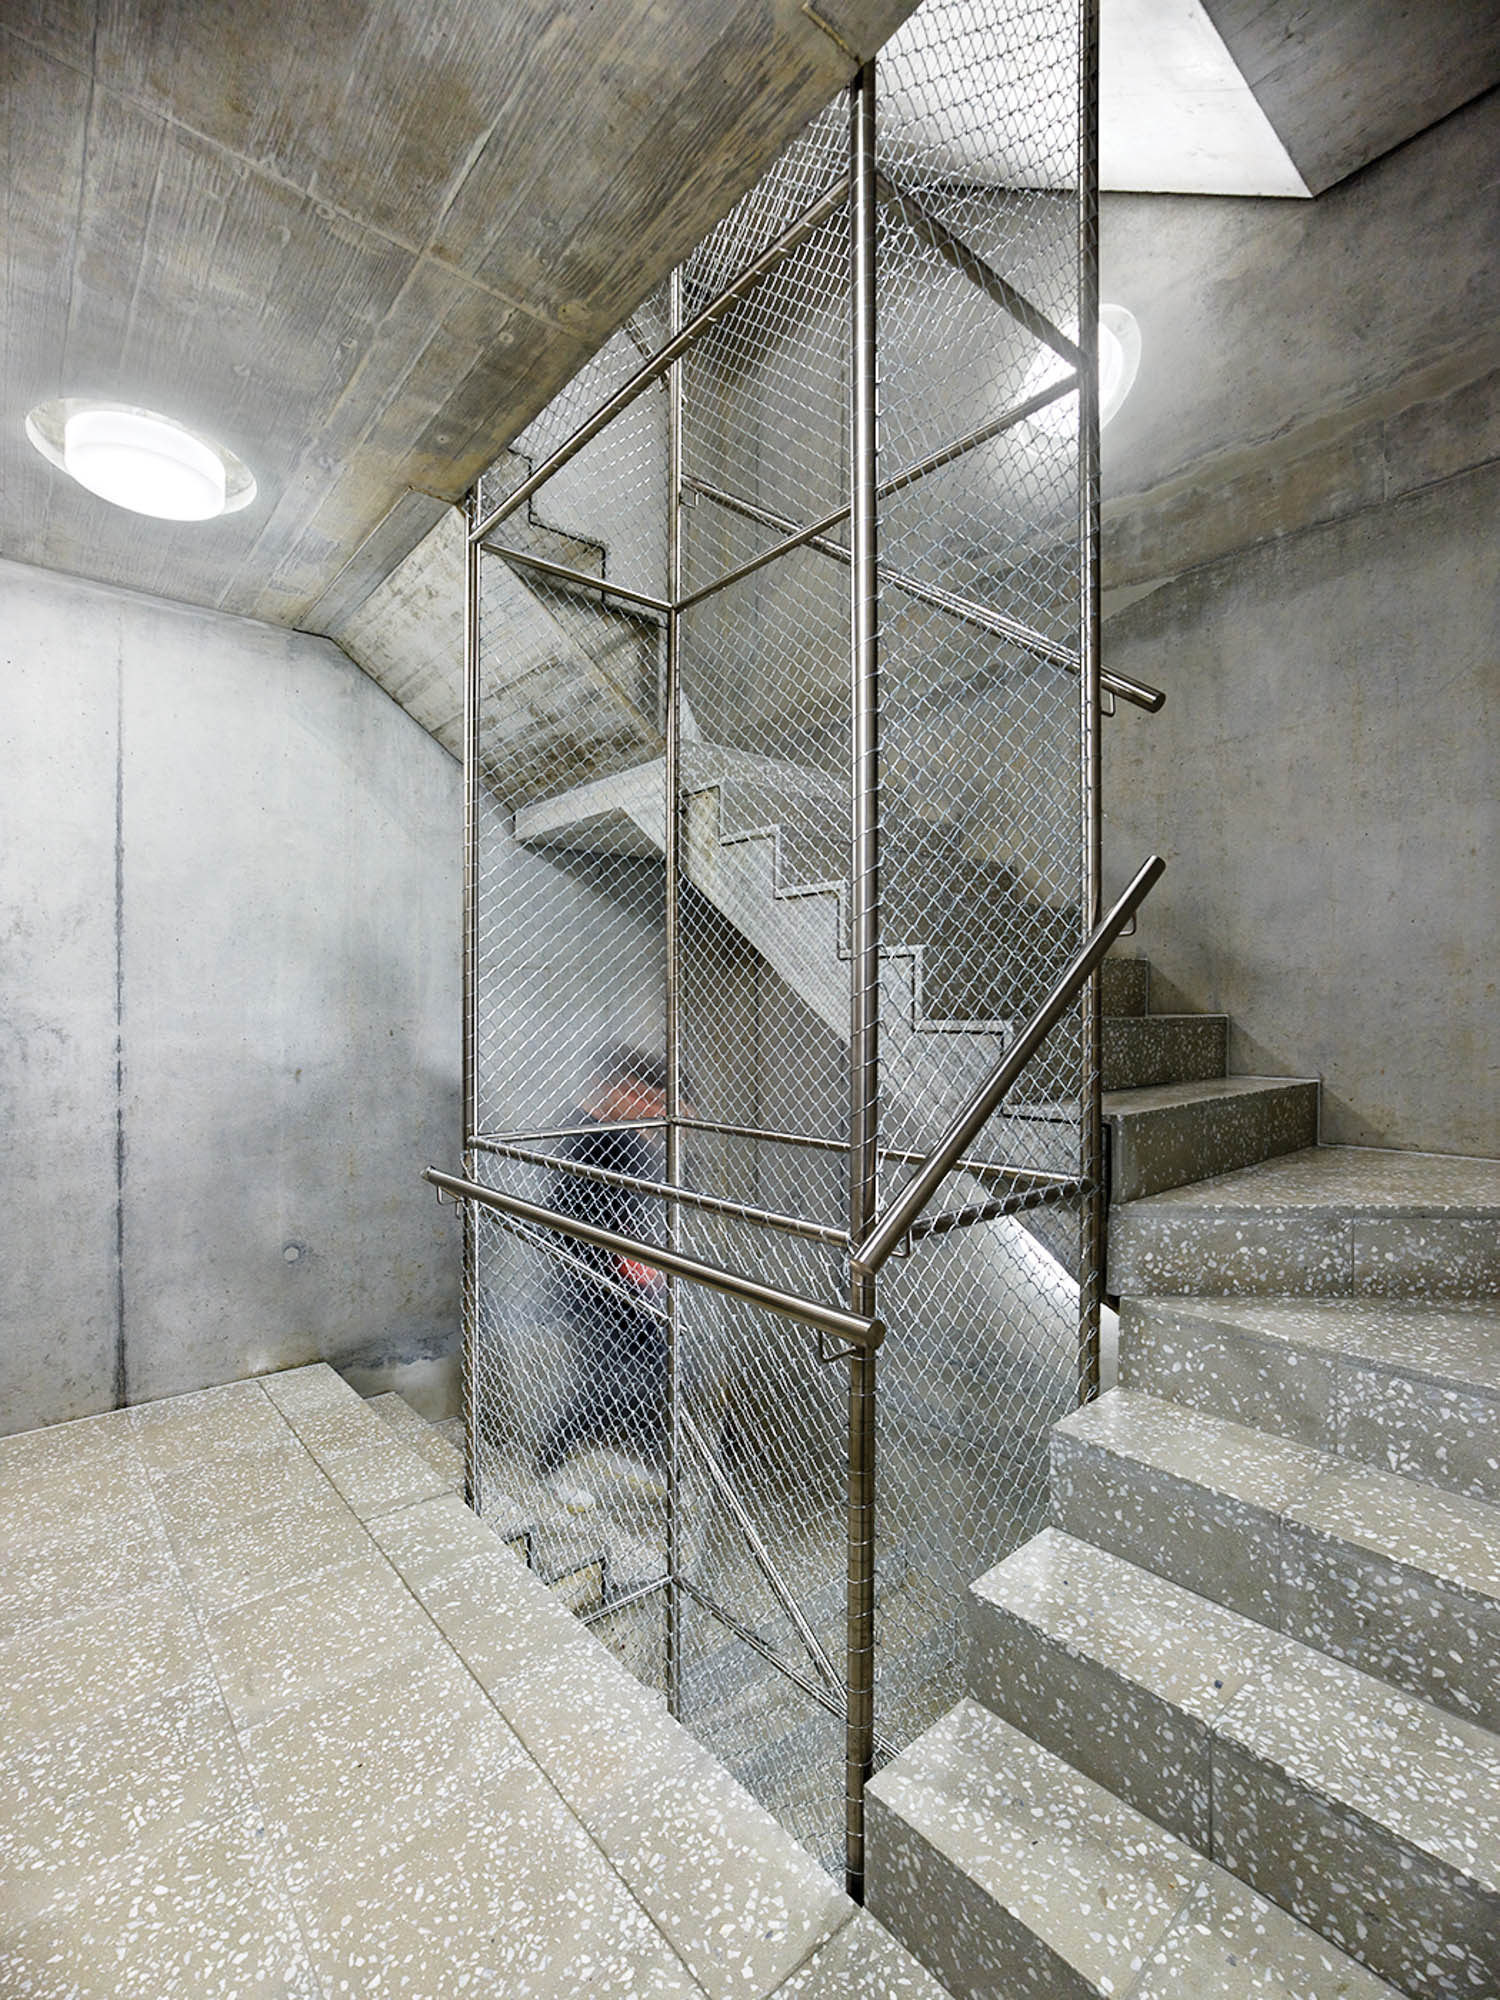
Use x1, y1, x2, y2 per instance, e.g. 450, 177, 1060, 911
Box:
851, 852, 1165, 1275
423, 1167, 883, 1351
468, 1135, 849, 1249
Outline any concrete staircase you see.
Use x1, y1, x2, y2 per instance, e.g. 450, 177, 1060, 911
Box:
866, 955, 1500, 1999
366, 1393, 671, 1625
472, 446, 666, 812
515, 748, 1082, 1156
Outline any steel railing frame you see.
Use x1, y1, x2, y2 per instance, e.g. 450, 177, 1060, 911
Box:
452, 7, 1140, 1903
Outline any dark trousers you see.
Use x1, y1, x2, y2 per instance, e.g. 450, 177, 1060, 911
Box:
537, 1291, 668, 1476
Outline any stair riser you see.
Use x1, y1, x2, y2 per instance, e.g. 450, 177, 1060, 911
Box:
1052, 1431, 1500, 1732
967, 1587, 1500, 2000
966, 1590, 1213, 1850
1107, 1084, 1318, 1203
1102, 1016, 1227, 1092
1100, 958, 1149, 1016
1212, 1748, 1499, 2000
1109, 1212, 1500, 1301
1120, 1303, 1500, 1506
865, 1791, 1103, 2000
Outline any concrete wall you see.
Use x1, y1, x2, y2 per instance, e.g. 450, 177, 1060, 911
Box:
1100, 92, 1500, 1157
0, 557, 462, 1434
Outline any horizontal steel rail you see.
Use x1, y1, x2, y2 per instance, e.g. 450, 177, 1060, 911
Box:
685, 476, 1162, 711
852, 852, 1166, 1274
469, 175, 852, 545
907, 1177, 1085, 1245
424, 1167, 882, 1351
673, 1114, 1081, 1189
874, 172, 1082, 367
469, 1136, 849, 1249
479, 542, 671, 619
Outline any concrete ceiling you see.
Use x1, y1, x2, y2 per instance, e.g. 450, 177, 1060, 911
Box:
4, 0, 1497, 644
0, 0, 918, 629
1200, 0, 1500, 197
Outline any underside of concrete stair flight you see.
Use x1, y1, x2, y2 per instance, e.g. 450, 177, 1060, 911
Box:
513, 748, 1073, 1037
865, 1698, 1405, 2000
474, 447, 667, 813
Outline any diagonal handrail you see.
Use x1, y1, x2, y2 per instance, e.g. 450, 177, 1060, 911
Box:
851, 853, 1166, 1276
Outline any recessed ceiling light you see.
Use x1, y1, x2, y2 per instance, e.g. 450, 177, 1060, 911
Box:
25, 399, 256, 521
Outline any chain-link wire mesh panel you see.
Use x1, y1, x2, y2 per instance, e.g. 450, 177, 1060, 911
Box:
867, 0, 1091, 1771
461, 0, 1096, 1886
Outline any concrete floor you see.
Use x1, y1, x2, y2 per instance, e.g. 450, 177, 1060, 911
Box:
0, 1364, 948, 1999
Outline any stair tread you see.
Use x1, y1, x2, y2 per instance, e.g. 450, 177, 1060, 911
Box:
1103, 1076, 1318, 1117
365, 1391, 465, 1488
1057, 1388, 1500, 1605
1125, 1296, 1500, 1398
868, 1697, 1402, 1999
1105, 1011, 1230, 1029
970, 1529, 1500, 1893
1117, 1145, 1500, 1214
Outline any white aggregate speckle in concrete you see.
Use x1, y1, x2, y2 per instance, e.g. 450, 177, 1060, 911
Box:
0, 1365, 903, 2000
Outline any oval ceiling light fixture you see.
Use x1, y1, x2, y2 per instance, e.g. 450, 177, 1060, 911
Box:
25, 399, 256, 521
1021, 304, 1143, 433
1097, 304, 1142, 428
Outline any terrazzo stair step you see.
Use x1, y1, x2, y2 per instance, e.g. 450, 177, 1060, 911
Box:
1101, 956, 1150, 1016
1108, 1146, 1500, 1300
964, 1529, 1500, 2000
1118, 1296, 1500, 1504
866, 1696, 1405, 2000
366, 1392, 465, 1490
1101, 1014, 1228, 1092
1051, 1387, 1500, 1730
1103, 1077, 1319, 1203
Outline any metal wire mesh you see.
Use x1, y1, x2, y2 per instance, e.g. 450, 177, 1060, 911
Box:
462, 0, 1094, 1887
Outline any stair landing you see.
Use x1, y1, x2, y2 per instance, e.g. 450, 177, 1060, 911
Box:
0, 1365, 947, 2000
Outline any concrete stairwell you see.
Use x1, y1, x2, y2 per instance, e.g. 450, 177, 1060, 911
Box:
865, 955, 1500, 2000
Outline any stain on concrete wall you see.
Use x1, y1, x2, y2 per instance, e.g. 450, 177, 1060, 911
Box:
0, 557, 463, 1433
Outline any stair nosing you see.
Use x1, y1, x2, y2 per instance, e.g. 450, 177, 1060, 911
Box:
1056, 1386, 1500, 1606
968, 1526, 1500, 1896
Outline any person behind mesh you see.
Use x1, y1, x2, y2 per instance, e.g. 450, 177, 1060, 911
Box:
535, 1042, 678, 1512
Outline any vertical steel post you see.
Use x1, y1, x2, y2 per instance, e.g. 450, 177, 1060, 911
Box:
1076, 0, 1104, 1405
664, 267, 686, 1717
846, 57, 880, 1905
462, 490, 483, 1511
